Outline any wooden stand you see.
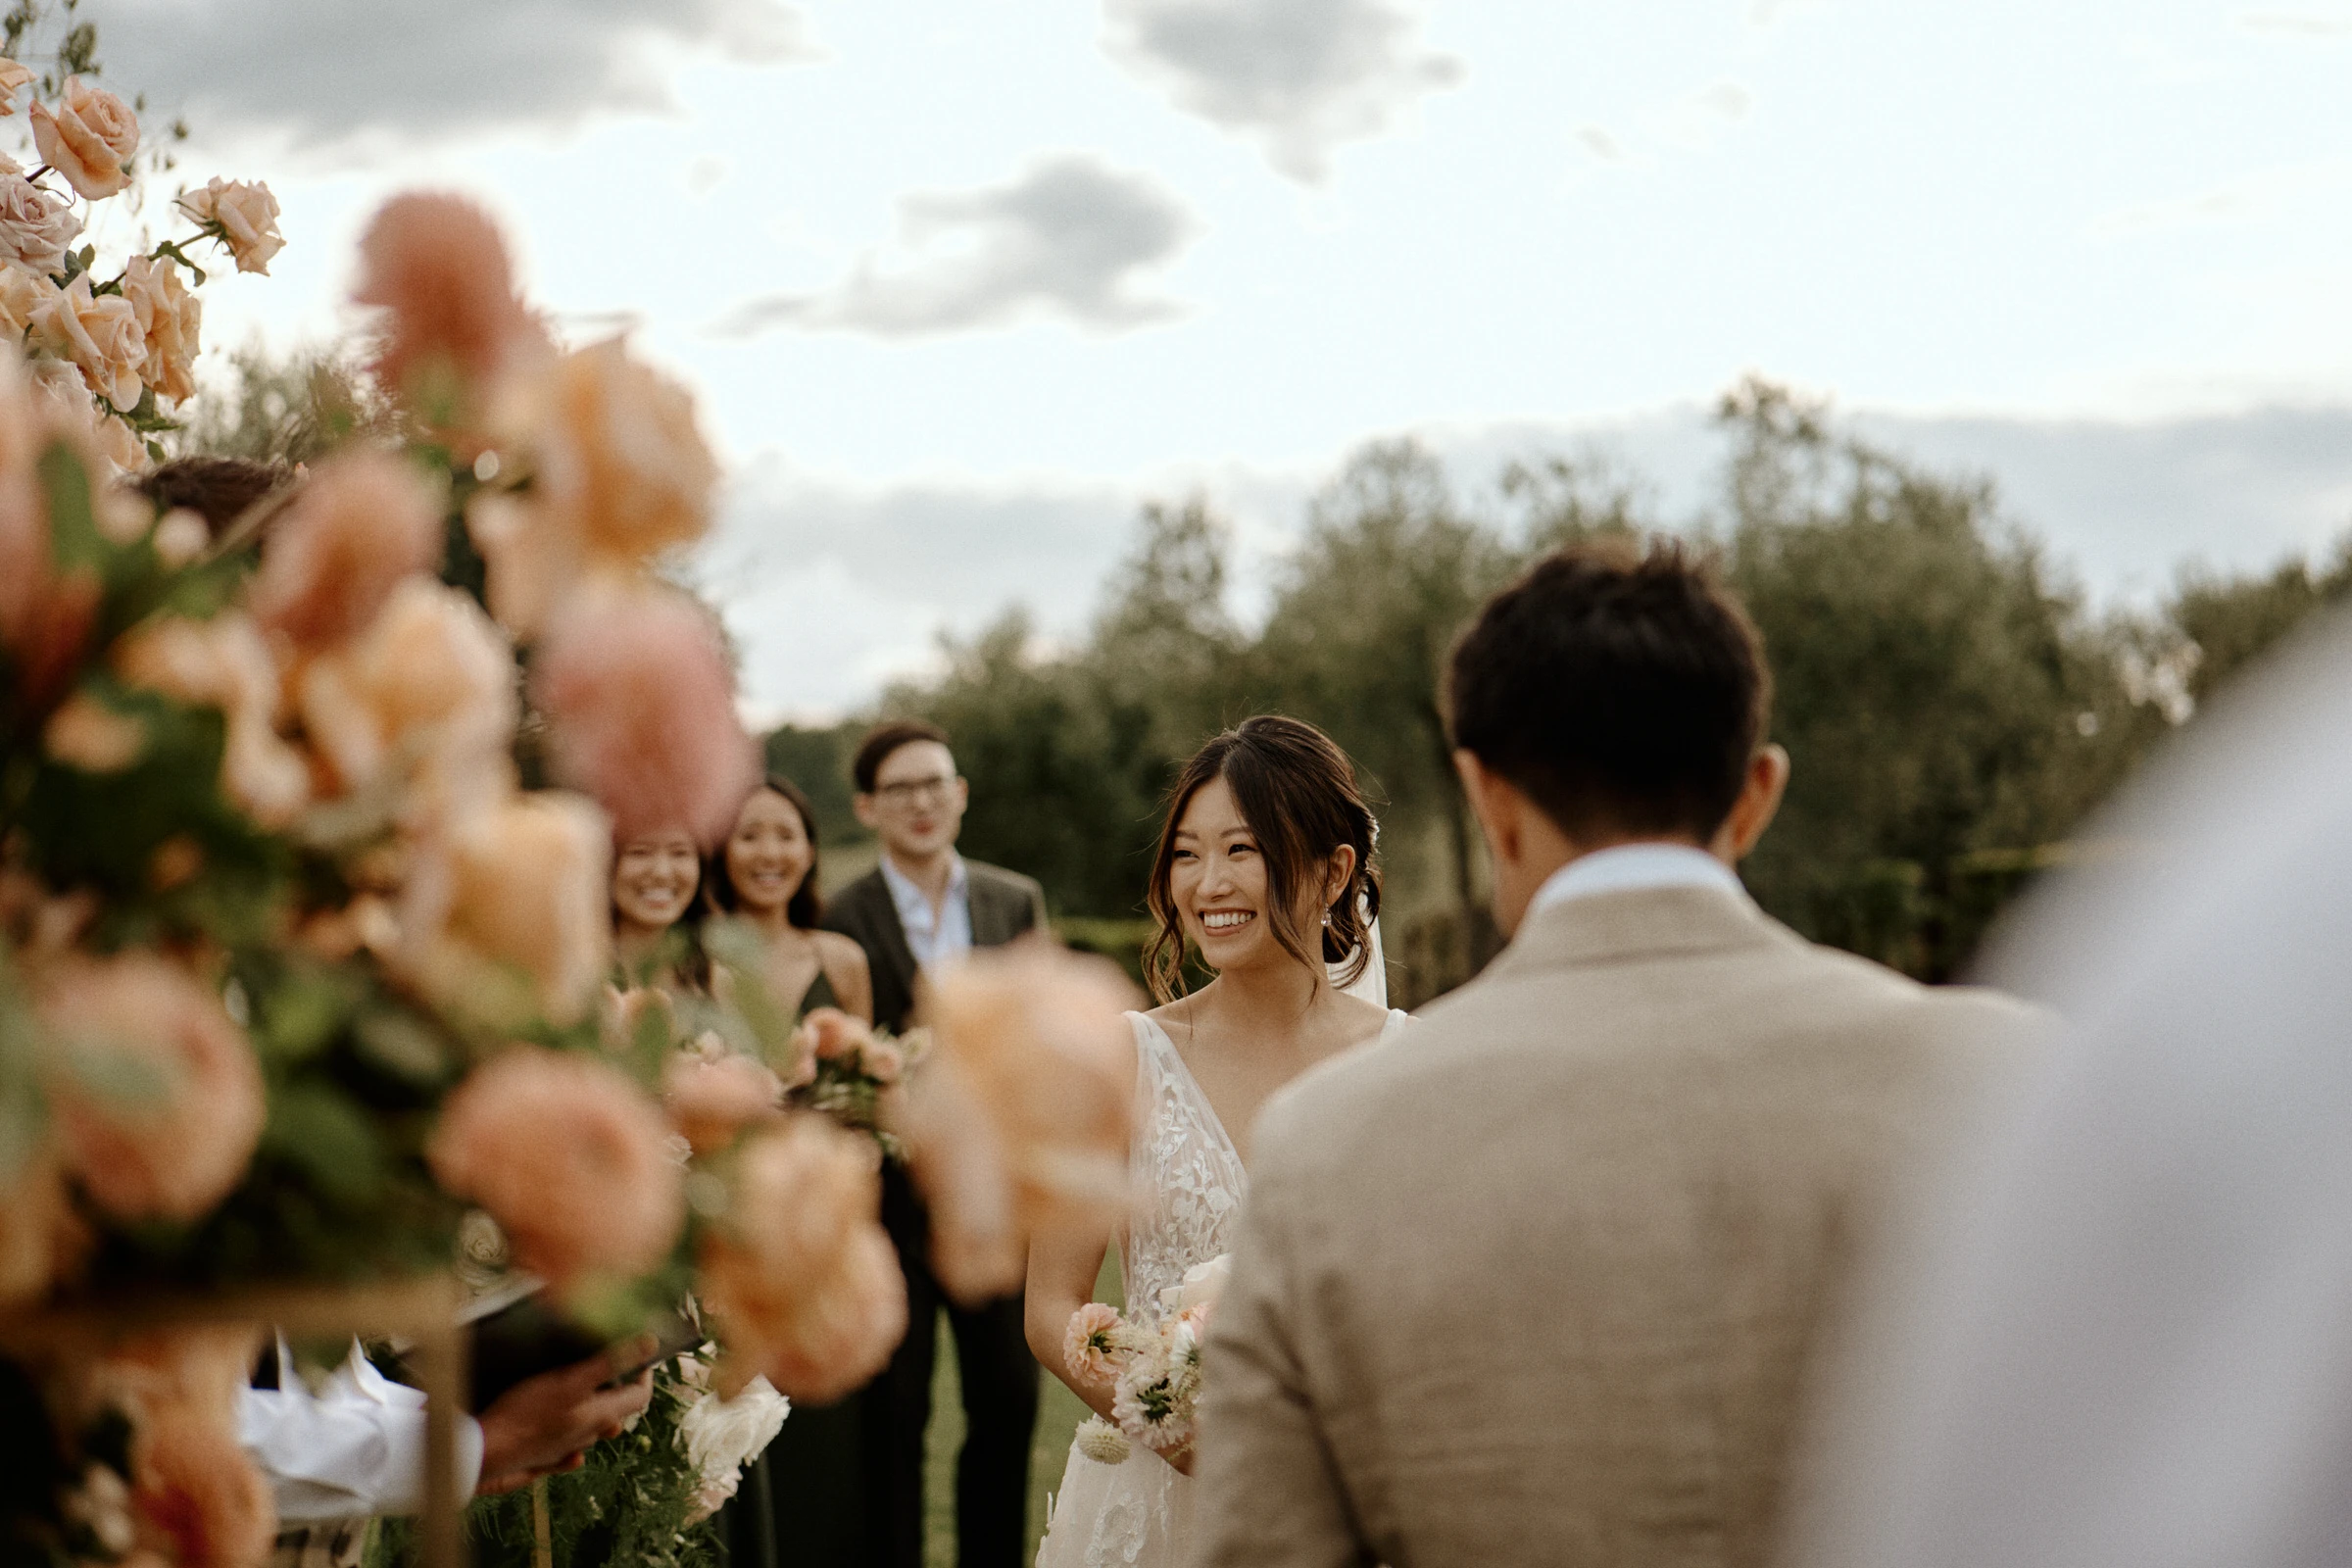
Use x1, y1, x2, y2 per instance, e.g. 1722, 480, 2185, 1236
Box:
0, 1274, 470, 1568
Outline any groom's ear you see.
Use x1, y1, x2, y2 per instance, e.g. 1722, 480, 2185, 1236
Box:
1709, 744, 1790, 864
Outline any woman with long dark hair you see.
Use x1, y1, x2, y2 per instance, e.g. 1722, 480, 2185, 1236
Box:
1025, 714, 1408, 1568
705, 774, 873, 1022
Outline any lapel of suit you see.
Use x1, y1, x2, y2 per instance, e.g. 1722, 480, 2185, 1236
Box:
858, 873, 923, 1004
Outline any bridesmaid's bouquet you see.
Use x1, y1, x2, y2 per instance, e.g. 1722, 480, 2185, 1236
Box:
1063, 1253, 1233, 1462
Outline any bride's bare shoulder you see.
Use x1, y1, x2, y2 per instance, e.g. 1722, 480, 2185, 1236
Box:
1328, 990, 1394, 1042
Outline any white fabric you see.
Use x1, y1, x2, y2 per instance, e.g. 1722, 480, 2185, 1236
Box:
1333, 910, 1389, 1007
879, 851, 972, 970
238, 1338, 483, 1523
1529, 842, 1747, 916
1036, 1008, 1409, 1568
1790, 619, 2352, 1568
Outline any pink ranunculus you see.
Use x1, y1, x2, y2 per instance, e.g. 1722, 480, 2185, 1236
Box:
663, 1048, 784, 1155
799, 1006, 866, 1063
1063, 1301, 1127, 1389
862, 1039, 905, 1086
35, 953, 268, 1223
530, 582, 759, 849
29, 77, 137, 201
248, 450, 443, 652
700, 1116, 907, 1404
428, 1046, 684, 1289
352, 191, 548, 417
906, 942, 1141, 1304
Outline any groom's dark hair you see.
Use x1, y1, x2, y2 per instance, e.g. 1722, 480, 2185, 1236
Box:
1447, 538, 1770, 844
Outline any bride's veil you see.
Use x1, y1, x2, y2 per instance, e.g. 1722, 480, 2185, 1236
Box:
1332, 898, 1389, 1007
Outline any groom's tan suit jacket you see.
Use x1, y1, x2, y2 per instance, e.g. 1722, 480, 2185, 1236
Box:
1190, 883, 2039, 1568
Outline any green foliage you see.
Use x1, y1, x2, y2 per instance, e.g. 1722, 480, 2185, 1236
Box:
2168, 540, 2352, 705
170, 338, 400, 467
762, 722, 865, 848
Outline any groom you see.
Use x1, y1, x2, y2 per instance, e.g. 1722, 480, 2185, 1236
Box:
825, 719, 1048, 1568
1191, 540, 2037, 1566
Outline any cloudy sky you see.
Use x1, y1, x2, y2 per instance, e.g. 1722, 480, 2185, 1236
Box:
73, 0, 2352, 714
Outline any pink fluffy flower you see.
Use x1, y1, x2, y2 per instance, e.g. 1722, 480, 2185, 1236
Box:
428, 1046, 684, 1288
700, 1116, 906, 1404
531, 582, 759, 848
35, 953, 267, 1223
247, 450, 444, 651
1063, 1302, 1127, 1390
353, 191, 548, 417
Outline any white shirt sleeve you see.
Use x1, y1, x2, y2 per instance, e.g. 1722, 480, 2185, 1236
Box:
237, 1339, 484, 1522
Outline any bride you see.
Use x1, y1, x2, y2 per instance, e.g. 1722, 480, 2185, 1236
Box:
1027, 714, 1407, 1568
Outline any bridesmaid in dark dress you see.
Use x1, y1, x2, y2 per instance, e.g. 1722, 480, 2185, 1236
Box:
704, 775, 874, 1568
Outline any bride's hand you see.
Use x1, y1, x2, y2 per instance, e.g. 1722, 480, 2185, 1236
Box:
1161, 1440, 1197, 1478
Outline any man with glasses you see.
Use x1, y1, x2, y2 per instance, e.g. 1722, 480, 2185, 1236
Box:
825, 718, 1048, 1568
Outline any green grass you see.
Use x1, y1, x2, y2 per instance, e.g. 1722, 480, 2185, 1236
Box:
922, 1252, 1123, 1567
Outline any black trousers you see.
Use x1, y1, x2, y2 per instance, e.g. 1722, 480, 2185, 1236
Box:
861, 1161, 1040, 1568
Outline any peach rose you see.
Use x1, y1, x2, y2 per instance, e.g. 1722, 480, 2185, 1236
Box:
30, 77, 138, 201
132, 1399, 275, 1568
43, 688, 145, 771
699, 1116, 907, 1402
36, 952, 268, 1223
118, 255, 202, 406
297, 576, 515, 817
400, 791, 611, 1028
428, 1046, 684, 1287
530, 581, 758, 847
663, 1048, 785, 1154
470, 337, 718, 637
32, 272, 143, 408
115, 611, 311, 828
906, 943, 1140, 1302
0, 172, 81, 274
248, 450, 442, 651
0, 262, 57, 337
353, 191, 546, 417
175, 178, 282, 276
0, 59, 31, 111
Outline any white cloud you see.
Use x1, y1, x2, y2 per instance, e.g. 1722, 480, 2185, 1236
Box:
95, 0, 816, 159
1102, 0, 1462, 183
2241, 8, 2352, 37
716, 155, 1197, 338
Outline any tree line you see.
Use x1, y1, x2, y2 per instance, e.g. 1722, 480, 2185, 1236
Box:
773, 377, 2352, 1004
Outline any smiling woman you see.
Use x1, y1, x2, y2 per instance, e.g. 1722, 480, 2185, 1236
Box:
612, 825, 709, 989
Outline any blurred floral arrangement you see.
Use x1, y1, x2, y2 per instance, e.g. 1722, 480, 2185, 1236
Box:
0, 2, 281, 475
0, 16, 1143, 1564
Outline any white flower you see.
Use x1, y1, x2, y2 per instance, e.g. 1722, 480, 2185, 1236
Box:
1075, 1416, 1131, 1465
679, 1374, 791, 1502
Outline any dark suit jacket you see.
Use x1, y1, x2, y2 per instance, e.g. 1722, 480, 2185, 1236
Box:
822, 858, 1048, 1034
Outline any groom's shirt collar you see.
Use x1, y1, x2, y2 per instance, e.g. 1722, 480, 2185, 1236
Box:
1530, 842, 1749, 918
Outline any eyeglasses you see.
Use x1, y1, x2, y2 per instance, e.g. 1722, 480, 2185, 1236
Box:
875, 774, 956, 807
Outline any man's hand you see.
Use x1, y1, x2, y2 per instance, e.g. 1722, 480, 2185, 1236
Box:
474, 1334, 659, 1495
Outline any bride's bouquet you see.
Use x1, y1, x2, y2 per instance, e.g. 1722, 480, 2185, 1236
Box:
1063, 1253, 1232, 1463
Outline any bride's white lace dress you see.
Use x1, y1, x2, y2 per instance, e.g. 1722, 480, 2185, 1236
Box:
1034, 1004, 1409, 1568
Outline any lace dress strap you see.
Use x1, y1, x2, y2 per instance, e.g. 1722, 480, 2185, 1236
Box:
1122, 1013, 1249, 1316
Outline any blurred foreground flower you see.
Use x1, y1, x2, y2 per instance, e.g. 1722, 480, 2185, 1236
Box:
428, 1046, 683, 1290
35, 952, 267, 1224
662, 1045, 784, 1155
531, 581, 758, 847
115, 612, 311, 828
700, 1115, 906, 1402
354, 191, 546, 434
906, 942, 1138, 1302
468, 337, 718, 637
247, 451, 443, 652
84, 1326, 274, 1568
0, 1154, 88, 1304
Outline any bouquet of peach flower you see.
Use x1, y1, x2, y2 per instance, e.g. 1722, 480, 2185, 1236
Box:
786, 1004, 927, 1155
0, 8, 284, 472
1061, 1253, 1232, 1461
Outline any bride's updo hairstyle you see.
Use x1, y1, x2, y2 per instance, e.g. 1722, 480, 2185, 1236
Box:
1143, 714, 1382, 1004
